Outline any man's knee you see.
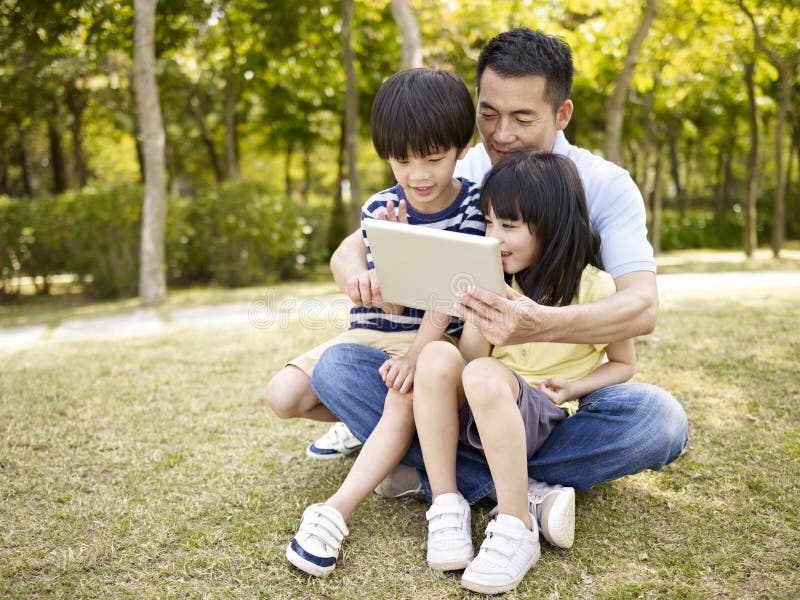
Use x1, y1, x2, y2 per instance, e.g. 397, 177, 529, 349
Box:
621, 383, 688, 468
266, 366, 316, 419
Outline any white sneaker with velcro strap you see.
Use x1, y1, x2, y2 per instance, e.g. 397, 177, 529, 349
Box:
425, 492, 474, 571
461, 513, 540, 595
306, 422, 362, 459
286, 503, 349, 577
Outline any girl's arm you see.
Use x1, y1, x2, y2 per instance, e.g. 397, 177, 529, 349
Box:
458, 320, 491, 363
540, 338, 636, 405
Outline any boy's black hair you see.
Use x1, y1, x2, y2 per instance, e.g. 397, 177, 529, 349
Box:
480, 151, 601, 307
371, 68, 475, 160
476, 28, 573, 116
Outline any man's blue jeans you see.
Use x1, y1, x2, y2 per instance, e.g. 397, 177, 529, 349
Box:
311, 343, 688, 504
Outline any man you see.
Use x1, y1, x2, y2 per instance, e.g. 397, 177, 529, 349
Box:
310, 28, 688, 549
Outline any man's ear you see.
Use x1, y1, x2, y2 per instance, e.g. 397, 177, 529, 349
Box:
556, 99, 573, 131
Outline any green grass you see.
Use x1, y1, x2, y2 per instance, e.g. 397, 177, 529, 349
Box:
2, 257, 799, 598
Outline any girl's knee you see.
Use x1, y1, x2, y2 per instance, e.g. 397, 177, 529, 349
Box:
462, 358, 515, 408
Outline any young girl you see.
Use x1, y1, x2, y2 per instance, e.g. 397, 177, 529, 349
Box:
412, 151, 636, 595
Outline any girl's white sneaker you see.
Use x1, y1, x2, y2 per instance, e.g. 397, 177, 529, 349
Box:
461, 513, 540, 595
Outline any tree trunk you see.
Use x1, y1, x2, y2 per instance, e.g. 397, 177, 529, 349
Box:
328, 115, 348, 257
16, 125, 33, 196
129, 68, 146, 183
390, 0, 423, 69
668, 130, 684, 212
0, 142, 8, 194
603, 0, 657, 166
48, 117, 69, 194
300, 146, 311, 206
223, 71, 239, 182
65, 82, 89, 187
650, 144, 665, 255
133, 0, 167, 306
341, 0, 362, 229
190, 95, 224, 183
743, 60, 759, 258
285, 138, 294, 200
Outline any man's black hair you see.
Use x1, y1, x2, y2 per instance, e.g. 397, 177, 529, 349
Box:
477, 28, 573, 115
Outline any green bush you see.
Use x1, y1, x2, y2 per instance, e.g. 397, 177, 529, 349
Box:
658, 208, 746, 251
0, 182, 328, 299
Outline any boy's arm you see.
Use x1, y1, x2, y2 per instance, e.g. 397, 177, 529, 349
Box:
540, 338, 636, 405
379, 311, 450, 393
458, 320, 491, 363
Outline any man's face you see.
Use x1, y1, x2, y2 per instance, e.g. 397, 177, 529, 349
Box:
476, 68, 572, 166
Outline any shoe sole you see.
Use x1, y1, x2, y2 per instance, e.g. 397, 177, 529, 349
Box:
541, 487, 575, 549
427, 552, 474, 572
305, 445, 361, 460
460, 548, 540, 594
374, 483, 424, 499
285, 543, 335, 577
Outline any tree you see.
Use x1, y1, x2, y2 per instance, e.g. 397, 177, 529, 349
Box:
391, 0, 422, 69
603, 0, 658, 166
738, 0, 800, 257
341, 0, 362, 228
743, 57, 760, 257
133, 0, 167, 306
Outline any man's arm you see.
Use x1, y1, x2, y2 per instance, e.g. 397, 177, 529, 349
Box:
454, 271, 658, 346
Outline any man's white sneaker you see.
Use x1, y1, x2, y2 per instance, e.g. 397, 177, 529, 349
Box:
425, 493, 474, 571
286, 503, 349, 577
306, 422, 362, 459
374, 463, 424, 498
461, 513, 540, 595
527, 479, 575, 549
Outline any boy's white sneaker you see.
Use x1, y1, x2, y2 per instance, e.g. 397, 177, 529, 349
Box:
425, 492, 474, 571
286, 503, 349, 577
461, 513, 540, 595
306, 422, 362, 459
527, 479, 575, 548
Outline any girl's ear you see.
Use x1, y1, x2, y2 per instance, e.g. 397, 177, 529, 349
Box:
457, 145, 469, 160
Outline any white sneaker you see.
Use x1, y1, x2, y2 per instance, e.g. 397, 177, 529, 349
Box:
425, 492, 474, 571
461, 513, 540, 595
374, 463, 424, 498
527, 479, 575, 548
286, 503, 349, 577
306, 422, 362, 459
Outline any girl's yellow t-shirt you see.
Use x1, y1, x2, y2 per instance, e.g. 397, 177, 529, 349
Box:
490, 264, 616, 411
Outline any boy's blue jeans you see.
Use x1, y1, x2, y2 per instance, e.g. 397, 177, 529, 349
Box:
310, 343, 689, 504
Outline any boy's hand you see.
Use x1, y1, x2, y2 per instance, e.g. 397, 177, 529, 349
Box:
539, 378, 574, 405
376, 199, 408, 223
379, 355, 416, 393
345, 269, 403, 314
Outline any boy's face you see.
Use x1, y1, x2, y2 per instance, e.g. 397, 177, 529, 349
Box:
476, 68, 573, 166
387, 146, 467, 214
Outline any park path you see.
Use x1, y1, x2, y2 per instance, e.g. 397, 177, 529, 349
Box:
1, 271, 799, 351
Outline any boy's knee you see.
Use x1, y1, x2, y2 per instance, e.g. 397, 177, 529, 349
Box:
384, 390, 414, 419
266, 367, 315, 419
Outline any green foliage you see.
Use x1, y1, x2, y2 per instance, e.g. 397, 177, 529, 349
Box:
0, 183, 327, 299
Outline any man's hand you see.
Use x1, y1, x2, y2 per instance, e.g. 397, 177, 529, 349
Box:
378, 354, 416, 393
453, 284, 552, 346
539, 377, 574, 405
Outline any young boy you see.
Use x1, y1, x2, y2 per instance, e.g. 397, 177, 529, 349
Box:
280, 68, 484, 576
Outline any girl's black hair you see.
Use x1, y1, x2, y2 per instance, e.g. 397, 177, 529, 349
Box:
480, 151, 602, 307
371, 68, 475, 160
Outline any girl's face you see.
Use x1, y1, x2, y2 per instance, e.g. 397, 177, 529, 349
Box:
485, 207, 540, 275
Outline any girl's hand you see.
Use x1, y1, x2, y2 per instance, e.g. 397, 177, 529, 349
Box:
539, 378, 573, 405
379, 355, 416, 393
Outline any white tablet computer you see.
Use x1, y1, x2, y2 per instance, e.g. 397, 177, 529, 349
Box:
363, 219, 505, 316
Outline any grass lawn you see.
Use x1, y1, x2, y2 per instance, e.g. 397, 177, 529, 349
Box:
1, 253, 799, 598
